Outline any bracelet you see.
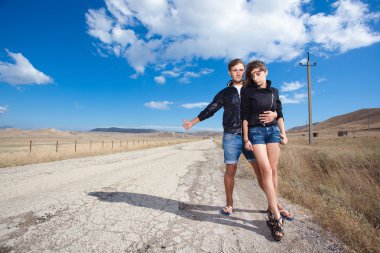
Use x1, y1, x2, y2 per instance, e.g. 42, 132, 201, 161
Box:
244, 139, 250, 143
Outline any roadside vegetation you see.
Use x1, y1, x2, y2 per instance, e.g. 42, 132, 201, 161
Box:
278, 133, 380, 253
0, 131, 202, 168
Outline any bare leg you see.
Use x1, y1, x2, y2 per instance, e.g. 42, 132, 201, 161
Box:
252, 144, 280, 219
267, 143, 281, 210
224, 164, 237, 207
251, 161, 263, 190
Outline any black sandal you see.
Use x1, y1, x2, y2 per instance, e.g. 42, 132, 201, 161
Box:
270, 217, 285, 241
266, 209, 274, 228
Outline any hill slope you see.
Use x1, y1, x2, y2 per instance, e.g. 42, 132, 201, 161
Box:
288, 108, 380, 132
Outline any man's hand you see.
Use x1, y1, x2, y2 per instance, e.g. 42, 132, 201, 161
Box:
259, 111, 277, 124
182, 120, 193, 130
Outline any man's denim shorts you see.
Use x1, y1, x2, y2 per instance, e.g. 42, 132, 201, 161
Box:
249, 125, 281, 145
222, 132, 256, 164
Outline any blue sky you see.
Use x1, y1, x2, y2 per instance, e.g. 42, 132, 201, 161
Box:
0, 0, 379, 132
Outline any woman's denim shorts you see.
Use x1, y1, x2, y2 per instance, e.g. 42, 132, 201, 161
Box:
249, 125, 281, 145
222, 133, 256, 164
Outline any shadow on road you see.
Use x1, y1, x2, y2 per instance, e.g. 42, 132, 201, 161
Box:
88, 191, 271, 239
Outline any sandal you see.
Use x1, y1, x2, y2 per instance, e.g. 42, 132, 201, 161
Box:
266, 209, 274, 228
270, 217, 285, 241
279, 209, 294, 221
220, 206, 234, 216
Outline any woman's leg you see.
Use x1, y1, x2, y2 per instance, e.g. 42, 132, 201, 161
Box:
252, 144, 280, 218
250, 161, 263, 190
267, 143, 280, 194
267, 143, 294, 220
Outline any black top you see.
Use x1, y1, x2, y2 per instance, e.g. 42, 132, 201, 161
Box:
241, 80, 283, 127
197, 85, 243, 135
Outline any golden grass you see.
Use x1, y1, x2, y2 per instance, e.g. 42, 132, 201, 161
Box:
218, 131, 380, 252
0, 130, 201, 168
279, 132, 380, 253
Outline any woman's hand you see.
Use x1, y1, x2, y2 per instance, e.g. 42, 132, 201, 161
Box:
244, 139, 253, 150
280, 133, 288, 145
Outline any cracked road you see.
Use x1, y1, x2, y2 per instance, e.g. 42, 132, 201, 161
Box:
0, 139, 348, 252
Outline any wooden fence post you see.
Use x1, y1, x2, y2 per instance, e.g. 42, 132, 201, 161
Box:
90, 140, 92, 150
56, 140, 58, 152
75, 140, 77, 153
29, 140, 32, 152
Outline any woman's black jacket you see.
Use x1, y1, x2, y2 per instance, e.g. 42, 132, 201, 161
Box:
197, 85, 243, 135
240, 80, 283, 127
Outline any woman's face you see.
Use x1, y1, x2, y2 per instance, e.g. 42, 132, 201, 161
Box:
251, 67, 268, 86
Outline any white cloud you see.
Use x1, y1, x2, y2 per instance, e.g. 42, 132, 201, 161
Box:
281, 81, 304, 92
280, 93, 307, 104
179, 68, 214, 83
144, 101, 173, 110
181, 102, 209, 109
0, 105, 8, 114
154, 76, 166, 84
86, 0, 380, 74
306, 0, 380, 53
317, 77, 327, 83
162, 70, 180, 77
0, 49, 53, 85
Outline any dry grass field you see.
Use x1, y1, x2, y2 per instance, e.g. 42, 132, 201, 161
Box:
278, 131, 380, 253
214, 129, 380, 252
0, 128, 202, 168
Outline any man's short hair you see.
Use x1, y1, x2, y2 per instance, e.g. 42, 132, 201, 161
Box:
228, 58, 244, 71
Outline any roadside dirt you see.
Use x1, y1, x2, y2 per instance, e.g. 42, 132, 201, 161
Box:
0, 139, 351, 252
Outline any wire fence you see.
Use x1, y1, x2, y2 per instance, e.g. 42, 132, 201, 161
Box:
0, 137, 201, 168
26, 138, 177, 153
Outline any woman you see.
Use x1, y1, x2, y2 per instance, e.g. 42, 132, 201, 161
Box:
241, 60, 288, 241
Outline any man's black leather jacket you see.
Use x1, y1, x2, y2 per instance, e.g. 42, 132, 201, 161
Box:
197, 85, 242, 135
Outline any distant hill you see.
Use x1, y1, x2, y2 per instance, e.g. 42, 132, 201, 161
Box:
0, 126, 13, 129
90, 127, 159, 133
288, 108, 380, 133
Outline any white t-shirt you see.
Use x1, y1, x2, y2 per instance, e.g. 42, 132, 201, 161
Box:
234, 85, 243, 97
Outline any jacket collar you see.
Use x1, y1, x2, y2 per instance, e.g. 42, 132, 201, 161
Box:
247, 80, 272, 90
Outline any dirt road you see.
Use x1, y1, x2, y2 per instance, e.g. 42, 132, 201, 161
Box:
0, 139, 349, 252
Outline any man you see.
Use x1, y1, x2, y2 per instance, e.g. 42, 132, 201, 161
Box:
182, 59, 276, 215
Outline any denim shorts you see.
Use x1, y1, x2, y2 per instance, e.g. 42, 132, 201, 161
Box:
222, 133, 256, 164
249, 125, 281, 145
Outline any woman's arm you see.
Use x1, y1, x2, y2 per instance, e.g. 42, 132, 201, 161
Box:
277, 115, 287, 145
242, 120, 252, 150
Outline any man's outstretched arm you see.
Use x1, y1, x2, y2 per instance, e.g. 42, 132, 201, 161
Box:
182, 117, 200, 130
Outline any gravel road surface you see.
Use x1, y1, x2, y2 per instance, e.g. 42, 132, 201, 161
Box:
0, 139, 350, 252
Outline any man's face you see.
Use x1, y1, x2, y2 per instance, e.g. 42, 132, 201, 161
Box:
251, 67, 268, 86
229, 63, 245, 84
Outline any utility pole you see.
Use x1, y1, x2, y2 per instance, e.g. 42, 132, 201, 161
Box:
368, 109, 371, 130
300, 52, 316, 144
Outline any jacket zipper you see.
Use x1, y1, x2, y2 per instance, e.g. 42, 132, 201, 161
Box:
262, 93, 274, 127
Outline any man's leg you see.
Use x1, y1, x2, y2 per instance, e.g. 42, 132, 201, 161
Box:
224, 163, 238, 208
